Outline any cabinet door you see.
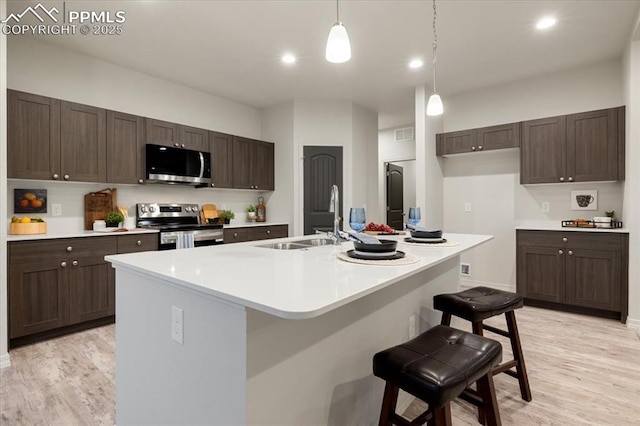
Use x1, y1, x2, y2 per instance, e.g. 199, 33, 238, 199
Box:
107, 111, 145, 184
9, 260, 68, 338
477, 123, 520, 151
566, 108, 618, 182
68, 256, 115, 323
232, 136, 253, 189
253, 141, 274, 190
146, 118, 179, 147
117, 234, 159, 253
180, 125, 209, 151
224, 228, 249, 243
60, 101, 107, 182
210, 132, 233, 188
7, 90, 61, 180
520, 116, 566, 184
517, 243, 564, 303
565, 248, 621, 312
439, 129, 476, 154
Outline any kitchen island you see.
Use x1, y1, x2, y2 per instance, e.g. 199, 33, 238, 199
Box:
106, 233, 492, 425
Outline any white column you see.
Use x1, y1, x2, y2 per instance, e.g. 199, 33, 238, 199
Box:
0, 0, 10, 369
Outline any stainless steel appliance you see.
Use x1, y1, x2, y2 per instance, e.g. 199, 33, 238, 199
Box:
136, 203, 223, 250
145, 144, 211, 185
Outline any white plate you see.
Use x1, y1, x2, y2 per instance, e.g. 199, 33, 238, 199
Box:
353, 249, 397, 258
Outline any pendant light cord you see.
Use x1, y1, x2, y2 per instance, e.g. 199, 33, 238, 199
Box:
336, 0, 340, 23
431, 0, 438, 93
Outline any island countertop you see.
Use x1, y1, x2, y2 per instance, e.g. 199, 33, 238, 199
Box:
106, 233, 492, 319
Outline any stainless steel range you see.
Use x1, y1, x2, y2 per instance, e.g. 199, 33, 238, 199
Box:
136, 203, 224, 250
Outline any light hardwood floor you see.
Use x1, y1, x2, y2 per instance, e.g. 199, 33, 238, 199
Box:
0, 307, 639, 425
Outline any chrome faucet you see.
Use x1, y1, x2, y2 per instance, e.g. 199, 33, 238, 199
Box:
328, 184, 346, 244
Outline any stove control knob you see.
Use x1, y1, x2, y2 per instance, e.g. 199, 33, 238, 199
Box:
149, 206, 156, 212
185, 206, 191, 212
192, 205, 198, 211
140, 206, 147, 213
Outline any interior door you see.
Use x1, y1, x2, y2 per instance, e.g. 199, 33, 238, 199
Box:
386, 163, 404, 230
304, 146, 343, 235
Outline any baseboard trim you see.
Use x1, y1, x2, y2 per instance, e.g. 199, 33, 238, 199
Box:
459, 279, 515, 293
626, 318, 640, 329
0, 353, 11, 369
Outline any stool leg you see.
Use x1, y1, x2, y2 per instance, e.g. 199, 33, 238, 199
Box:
471, 321, 486, 424
505, 311, 532, 402
429, 403, 452, 426
378, 382, 399, 426
440, 312, 452, 326
477, 373, 502, 426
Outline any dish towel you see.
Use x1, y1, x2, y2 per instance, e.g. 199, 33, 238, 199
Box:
176, 233, 195, 249
347, 231, 382, 244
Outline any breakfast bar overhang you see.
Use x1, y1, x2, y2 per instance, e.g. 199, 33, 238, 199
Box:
106, 233, 492, 425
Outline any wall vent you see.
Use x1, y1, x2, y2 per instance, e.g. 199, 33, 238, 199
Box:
394, 127, 414, 142
460, 263, 471, 276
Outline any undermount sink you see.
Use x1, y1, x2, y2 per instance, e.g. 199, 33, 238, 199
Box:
257, 238, 335, 250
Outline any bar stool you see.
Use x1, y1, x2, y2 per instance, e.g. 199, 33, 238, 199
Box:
373, 325, 503, 426
434, 286, 532, 402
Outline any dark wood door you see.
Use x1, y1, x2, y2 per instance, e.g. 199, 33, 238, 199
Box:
477, 123, 520, 151
303, 146, 343, 235
107, 110, 145, 184
565, 248, 621, 311
517, 244, 564, 303
60, 101, 106, 182
232, 136, 253, 189
146, 118, 179, 147
253, 141, 275, 191
439, 129, 476, 154
210, 132, 233, 188
180, 125, 209, 151
68, 257, 115, 324
7, 90, 61, 180
386, 163, 404, 230
9, 260, 68, 338
566, 108, 618, 182
520, 116, 566, 184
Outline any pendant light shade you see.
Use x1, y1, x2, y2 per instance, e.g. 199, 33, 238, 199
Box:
326, 0, 351, 63
326, 22, 351, 63
427, 93, 443, 116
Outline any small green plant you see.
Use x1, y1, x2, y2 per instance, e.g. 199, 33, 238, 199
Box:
246, 204, 256, 213
605, 210, 615, 218
104, 211, 124, 226
219, 210, 235, 220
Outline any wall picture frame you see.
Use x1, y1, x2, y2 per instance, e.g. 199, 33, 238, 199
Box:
14, 189, 47, 214
570, 189, 597, 211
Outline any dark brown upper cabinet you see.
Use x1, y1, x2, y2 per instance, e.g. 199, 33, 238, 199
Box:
180, 125, 209, 151
146, 118, 209, 151
209, 131, 233, 188
232, 136, 275, 191
7, 90, 61, 180
521, 107, 624, 184
107, 111, 145, 184
436, 122, 519, 155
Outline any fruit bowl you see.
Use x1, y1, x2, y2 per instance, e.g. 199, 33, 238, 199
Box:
10, 222, 47, 235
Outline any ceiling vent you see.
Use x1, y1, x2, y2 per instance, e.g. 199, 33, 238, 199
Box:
394, 127, 414, 142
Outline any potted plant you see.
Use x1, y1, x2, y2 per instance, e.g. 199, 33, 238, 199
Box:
104, 211, 124, 228
605, 210, 615, 220
246, 205, 256, 222
219, 210, 235, 224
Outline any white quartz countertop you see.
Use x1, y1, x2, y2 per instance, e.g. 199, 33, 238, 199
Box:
106, 233, 492, 319
516, 222, 629, 233
223, 222, 289, 229
7, 228, 159, 241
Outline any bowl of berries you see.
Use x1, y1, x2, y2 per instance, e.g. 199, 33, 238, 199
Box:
363, 222, 398, 235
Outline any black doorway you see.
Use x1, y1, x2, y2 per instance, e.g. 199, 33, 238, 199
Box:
303, 146, 343, 235
386, 162, 404, 230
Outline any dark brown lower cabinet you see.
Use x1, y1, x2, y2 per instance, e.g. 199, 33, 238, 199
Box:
8, 234, 158, 346
516, 230, 628, 322
224, 225, 288, 244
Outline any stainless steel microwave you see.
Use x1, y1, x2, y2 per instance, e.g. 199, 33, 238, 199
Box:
145, 144, 211, 185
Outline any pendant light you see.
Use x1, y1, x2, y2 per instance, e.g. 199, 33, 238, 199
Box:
426, 0, 443, 116
325, 0, 351, 63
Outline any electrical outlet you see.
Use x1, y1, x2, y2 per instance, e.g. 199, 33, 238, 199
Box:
460, 263, 471, 276
464, 202, 472, 213
542, 202, 550, 213
51, 203, 62, 216
408, 314, 417, 338
171, 306, 184, 344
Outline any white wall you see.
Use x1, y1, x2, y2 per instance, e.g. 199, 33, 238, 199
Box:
0, 0, 10, 368
379, 125, 416, 161
352, 103, 380, 224
439, 59, 627, 296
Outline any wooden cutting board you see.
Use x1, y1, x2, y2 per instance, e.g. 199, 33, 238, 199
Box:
201, 204, 218, 224
84, 188, 117, 230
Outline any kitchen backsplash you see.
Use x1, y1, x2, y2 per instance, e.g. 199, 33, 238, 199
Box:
7, 180, 271, 233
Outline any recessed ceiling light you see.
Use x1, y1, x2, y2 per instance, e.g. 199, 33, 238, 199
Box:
536, 16, 557, 30
282, 54, 296, 64
409, 59, 424, 69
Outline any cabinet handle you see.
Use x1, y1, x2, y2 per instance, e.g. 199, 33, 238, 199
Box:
266, 230, 271, 235
478, 146, 483, 150
52, 173, 59, 180
72, 260, 78, 266
181, 143, 185, 148
233, 232, 238, 237
568, 176, 574, 182
558, 250, 563, 255
471, 146, 476, 151
63, 174, 70, 180
174, 143, 180, 147
568, 250, 573, 256
559, 176, 565, 182
211, 183, 215, 187
138, 179, 144, 184
61, 261, 67, 267
255, 185, 258, 189
137, 240, 142, 246
66, 246, 73, 252
562, 237, 568, 242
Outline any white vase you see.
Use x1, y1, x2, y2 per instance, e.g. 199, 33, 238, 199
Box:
247, 211, 256, 222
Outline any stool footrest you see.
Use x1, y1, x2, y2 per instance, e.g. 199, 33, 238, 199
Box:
493, 360, 518, 375
482, 324, 510, 338
459, 388, 483, 407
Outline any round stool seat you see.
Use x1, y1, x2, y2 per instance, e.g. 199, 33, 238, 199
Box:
373, 325, 502, 408
434, 286, 523, 323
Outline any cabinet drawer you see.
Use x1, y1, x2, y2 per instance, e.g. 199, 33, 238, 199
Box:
9, 237, 117, 264
224, 228, 249, 243
563, 232, 622, 251
516, 230, 563, 248
117, 234, 159, 253
248, 225, 288, 241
